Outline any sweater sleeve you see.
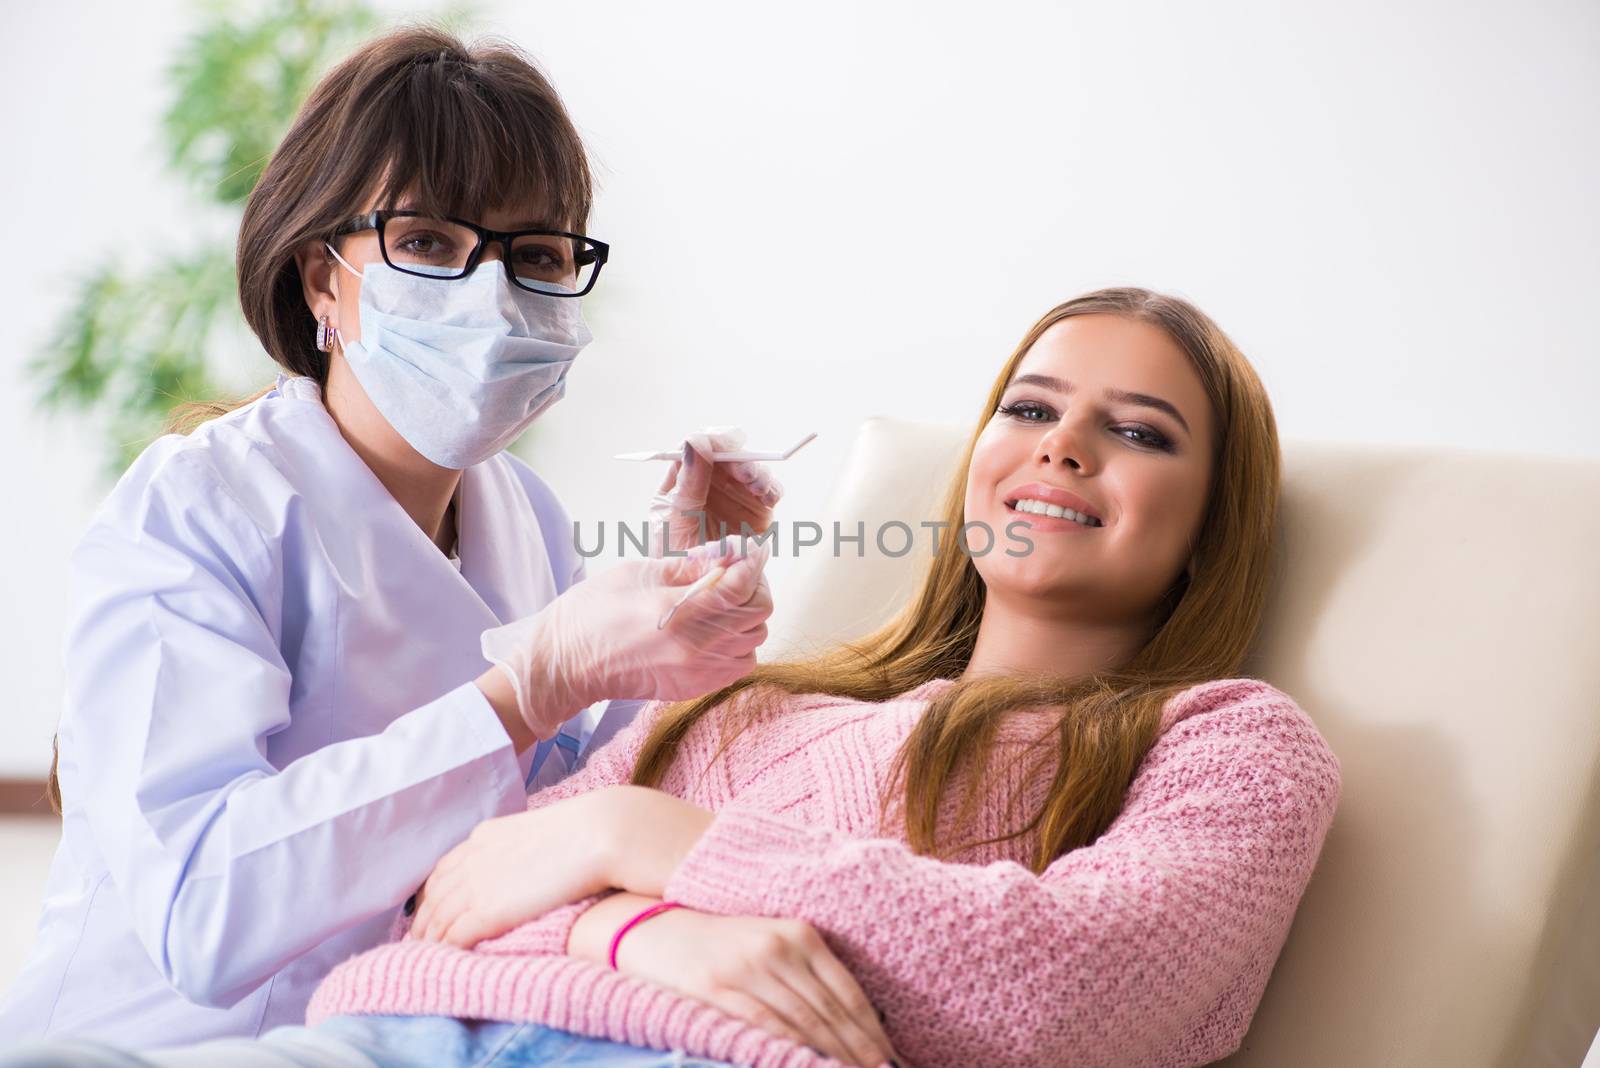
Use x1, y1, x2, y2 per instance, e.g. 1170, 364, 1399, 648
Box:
523, 699, 663, 814
662, 679, 1343, 1068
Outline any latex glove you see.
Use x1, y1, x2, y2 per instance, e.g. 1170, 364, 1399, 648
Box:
481, 538, 772, 740
648, 426, 783, 556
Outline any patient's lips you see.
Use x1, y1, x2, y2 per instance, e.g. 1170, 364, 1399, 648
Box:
1003, 482, 1105, 530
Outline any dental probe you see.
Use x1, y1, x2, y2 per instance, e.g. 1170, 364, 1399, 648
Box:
615, 431, 817, 463
657, 565, 729, 630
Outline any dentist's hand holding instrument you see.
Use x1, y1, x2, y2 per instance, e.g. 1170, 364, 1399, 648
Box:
479, 427, 807, 743
623, 426, 816, 555
480, 537, 773, 741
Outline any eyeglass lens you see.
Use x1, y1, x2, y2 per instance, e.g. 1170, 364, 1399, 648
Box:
381, 215, 597, 294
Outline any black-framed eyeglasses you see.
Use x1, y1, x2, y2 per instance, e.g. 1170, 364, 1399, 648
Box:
330, 209, 609, 297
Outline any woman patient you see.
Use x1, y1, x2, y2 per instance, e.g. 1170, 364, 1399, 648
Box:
20, 287, 1341, 1068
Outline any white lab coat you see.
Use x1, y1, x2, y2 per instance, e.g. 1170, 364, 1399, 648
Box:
0, 375, 636, 1048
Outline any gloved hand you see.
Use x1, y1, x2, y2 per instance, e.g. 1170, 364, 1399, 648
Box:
648, 426, 782, 556
481, 538, 773, 740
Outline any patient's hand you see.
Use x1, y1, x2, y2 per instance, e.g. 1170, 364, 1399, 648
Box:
571, 892, 898, 1068
412, 784, 715, 948
409, 792, 613, 947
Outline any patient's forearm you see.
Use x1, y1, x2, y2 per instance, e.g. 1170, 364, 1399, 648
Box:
566, 890, 661, 963
562, 887, 900, 1065
597, 785, 716, 897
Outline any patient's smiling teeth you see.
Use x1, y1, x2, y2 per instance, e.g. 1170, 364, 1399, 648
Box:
1011, 497, 1102, 527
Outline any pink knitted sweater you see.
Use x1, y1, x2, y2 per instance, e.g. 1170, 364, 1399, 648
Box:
309, 676, 1340, 1068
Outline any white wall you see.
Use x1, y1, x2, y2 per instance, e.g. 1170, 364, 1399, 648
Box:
3, 0, 1597, 777
1, 0, 204, 778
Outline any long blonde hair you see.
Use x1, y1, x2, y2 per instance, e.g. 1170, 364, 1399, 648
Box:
631, 287, 1282, 872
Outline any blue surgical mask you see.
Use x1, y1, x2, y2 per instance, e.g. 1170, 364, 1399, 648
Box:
325, 246, 592, 469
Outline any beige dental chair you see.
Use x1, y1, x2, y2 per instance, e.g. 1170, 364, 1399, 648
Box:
767, 417, 1600, 1068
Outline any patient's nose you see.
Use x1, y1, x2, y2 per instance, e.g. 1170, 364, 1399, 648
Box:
1035, 423, 1092, 472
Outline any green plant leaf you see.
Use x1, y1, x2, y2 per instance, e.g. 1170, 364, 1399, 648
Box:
164, 0, 382, 204
33, 0, 492, 479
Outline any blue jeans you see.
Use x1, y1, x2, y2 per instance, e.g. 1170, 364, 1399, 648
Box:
0, 1015, 744, 1068
320, 1015, 743, 1067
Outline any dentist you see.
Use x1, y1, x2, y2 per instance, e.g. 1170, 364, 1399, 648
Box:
0, 28, 777, 1050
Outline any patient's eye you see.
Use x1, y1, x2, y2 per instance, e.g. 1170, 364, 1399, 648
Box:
996, 400, 1054, 423
1115, 424, 1175, 451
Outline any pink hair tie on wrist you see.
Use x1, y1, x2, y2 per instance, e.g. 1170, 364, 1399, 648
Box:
609, 901, 684, 970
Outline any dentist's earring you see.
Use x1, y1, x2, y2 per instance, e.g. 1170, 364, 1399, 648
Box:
316, 315, 337, 353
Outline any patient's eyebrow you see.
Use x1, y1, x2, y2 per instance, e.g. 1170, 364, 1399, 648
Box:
1008, 373, 1191, 437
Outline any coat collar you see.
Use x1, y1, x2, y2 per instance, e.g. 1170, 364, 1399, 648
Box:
455, 457, 559, 625
273, 373, 555, 628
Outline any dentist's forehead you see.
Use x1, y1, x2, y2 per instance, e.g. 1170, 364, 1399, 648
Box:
403, 197, 560, 229
364, 178, 561, 229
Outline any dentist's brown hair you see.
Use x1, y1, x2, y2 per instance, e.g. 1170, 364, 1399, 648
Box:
164, 24, 594, 436
630, 287, 1282, 871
